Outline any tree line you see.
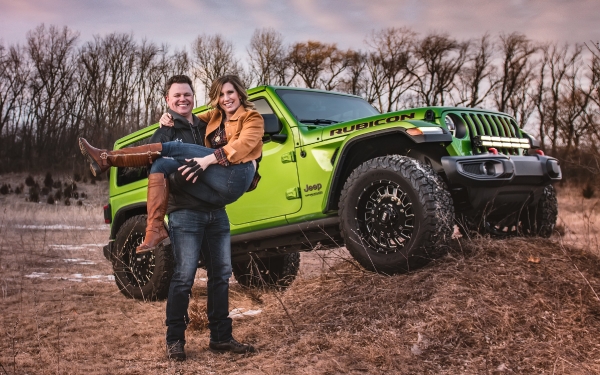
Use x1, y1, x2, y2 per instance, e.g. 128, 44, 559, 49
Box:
1, 24, 599, 180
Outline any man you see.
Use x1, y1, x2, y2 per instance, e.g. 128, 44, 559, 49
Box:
153, 75, 254, 361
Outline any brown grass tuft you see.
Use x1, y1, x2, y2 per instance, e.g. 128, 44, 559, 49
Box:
188, 300, 209, 332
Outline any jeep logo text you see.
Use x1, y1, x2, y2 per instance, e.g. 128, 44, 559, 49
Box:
304, 183, 322, 192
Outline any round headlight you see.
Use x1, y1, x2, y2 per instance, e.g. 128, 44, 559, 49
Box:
444, 115, 455, 134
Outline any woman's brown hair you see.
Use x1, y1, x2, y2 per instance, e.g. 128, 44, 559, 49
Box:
207, 75, 255, 111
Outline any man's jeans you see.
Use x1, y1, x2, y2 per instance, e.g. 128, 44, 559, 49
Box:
150, 141, 254, 206
165, 208, 233, 344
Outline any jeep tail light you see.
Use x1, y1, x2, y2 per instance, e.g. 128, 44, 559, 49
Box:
103, 204, 112, 224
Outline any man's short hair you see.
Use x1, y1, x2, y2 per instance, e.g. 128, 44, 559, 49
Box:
164, 75, 194, 97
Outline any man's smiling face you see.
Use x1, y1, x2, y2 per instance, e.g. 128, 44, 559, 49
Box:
166, 83, 194, 119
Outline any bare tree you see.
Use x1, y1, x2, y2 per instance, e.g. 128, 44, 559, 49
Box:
287, 41, 338, 89
412, 32, 468, 107
0, 43, 30, 170
0, 43, 29, 140
318, 48, 352, 91
455, 34, 497, 108
191, 34, 244, 99
493, 33, 537, 126
365, 27, 417, 112
78, 33, 138, 148
247, 28, 288, 86
534, 43, 582, 151
557, 54, 596, 156
338, 49, 368, 96
26, 24, 80, 165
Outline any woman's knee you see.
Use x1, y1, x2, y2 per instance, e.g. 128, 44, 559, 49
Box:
150, 157, 180, 177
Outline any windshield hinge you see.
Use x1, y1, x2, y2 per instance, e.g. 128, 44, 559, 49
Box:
286, 187, 301, 200
281, 151, 296, 163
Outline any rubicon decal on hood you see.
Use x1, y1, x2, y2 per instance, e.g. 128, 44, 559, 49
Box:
329, 113, 415, 137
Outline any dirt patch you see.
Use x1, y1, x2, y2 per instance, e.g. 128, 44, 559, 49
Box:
2, 178, 600, 374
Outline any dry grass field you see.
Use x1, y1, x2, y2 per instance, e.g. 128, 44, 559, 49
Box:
1, 173, 600, 374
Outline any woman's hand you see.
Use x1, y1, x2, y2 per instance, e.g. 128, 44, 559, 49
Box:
159, 113, 174, 128
178, 154, 217, 183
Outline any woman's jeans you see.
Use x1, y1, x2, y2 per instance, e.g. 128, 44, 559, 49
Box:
166, 207, 233, 344
150, 142, 254, 206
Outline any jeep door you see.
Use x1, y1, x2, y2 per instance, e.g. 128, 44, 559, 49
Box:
227, 97, 302, 225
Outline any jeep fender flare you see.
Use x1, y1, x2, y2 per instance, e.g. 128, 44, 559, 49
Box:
110, 202, 148, 240
324, 127, 453, 212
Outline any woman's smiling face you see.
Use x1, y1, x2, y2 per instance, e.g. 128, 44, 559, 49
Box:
218, 82, 241, 118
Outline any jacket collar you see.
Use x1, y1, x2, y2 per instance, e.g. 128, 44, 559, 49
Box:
167, 109, 204, 129
223, 105, 248, 122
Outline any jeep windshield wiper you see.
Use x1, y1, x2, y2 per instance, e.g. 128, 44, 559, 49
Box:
299, 118, 339, 125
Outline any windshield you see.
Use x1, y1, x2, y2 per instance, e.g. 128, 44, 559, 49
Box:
276, 89, 379, 125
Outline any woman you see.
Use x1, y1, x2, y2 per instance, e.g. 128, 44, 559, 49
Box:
79, 75, 263, 254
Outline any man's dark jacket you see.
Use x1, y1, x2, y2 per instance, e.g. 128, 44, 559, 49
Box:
149, 109, 219, 213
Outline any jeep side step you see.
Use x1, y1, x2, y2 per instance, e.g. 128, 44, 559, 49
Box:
231, 217, 342, 256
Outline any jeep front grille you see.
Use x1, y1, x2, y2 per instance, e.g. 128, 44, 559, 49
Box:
457, 112, 528, 156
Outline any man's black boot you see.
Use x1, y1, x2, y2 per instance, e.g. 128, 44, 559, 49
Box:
209, 338, 255, 354
166, 341, 186, 361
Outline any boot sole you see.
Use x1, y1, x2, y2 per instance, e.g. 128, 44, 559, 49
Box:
208, 347, 255, 354
136, 237, 171, 255
78, 138, 102, 177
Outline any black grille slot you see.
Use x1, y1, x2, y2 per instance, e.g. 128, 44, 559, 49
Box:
462, 163, 484, 175
458, 112, 524, 155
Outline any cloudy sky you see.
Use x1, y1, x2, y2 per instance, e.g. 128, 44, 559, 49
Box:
1, 0, 599, 53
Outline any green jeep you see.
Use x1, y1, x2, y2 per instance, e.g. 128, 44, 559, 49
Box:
102, 86, 561, 300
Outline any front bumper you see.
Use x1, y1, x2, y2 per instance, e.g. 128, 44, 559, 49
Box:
441, 154, 561, 215
442, 154, 561, 187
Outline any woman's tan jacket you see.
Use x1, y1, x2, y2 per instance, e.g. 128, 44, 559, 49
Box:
197, 106, 263, 164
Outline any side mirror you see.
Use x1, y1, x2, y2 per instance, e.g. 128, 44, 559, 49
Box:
262, 114, 287, 143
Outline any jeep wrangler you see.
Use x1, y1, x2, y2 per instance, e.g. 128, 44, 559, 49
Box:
102, 86, 561, 300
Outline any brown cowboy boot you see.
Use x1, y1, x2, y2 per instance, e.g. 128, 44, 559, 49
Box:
78, 138, 162, 177
137, 173, 170, 254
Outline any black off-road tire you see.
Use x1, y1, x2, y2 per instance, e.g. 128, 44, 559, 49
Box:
521, 185, 558, 238
339, 155, 454, 274
112, 215, 173, 301
232, 252, 300, 288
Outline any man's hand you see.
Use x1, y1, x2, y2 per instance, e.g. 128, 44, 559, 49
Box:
159, 113, 174, 128
178, 154, 217, 183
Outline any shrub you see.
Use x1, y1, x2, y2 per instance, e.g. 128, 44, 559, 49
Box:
14, 185, 22, 195
52, 180, 62, 189
41, 187, 50, 196
76, 200, 83, 206
73, 172, 82, 182
80, 192, 87, 199
54, 190, 63, 200
90, 178, 96, 185
64, 185, 72, 198
73, 192, 79, 199
82, 176, 88, 183
25, 175, 35, 186
64, 198, 71, 206
44, 172, 54, 188
29, 188, 39, 203
47, 195, 55, 205
583, 184, 595, 199
0, 184, 8, 195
